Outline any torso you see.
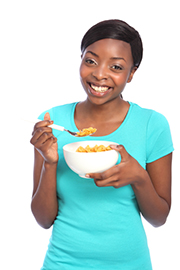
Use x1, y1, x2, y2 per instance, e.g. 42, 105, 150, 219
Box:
39, 101, 169, 270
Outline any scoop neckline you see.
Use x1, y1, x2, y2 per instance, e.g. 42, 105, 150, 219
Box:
71, 101, 133, 140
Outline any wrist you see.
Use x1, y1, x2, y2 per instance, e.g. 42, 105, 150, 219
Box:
44, 160, 58, 168
131, 166, 149, 189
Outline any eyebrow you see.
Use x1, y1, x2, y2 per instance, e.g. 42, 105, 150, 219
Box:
86, 51, 99, 57
86, 51, 126, 62
110, 57, 126, 62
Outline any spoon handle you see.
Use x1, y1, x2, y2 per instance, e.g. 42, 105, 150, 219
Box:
21, 118, 65, 132
48, 123, 65, 132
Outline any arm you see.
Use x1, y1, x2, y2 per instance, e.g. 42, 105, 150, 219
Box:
132, 153, 172, 227
87, 145, 172, 227
30, 113, 59, 229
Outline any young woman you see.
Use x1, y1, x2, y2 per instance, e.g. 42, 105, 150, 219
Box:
30, 20, 174, 270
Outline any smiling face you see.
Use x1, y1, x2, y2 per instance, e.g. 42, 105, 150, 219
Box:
80, 39, 137, 106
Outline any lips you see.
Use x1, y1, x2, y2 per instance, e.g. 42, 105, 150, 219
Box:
90, 83, 109, 92
88, 83, 112, 94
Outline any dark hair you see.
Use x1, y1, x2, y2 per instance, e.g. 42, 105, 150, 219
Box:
81, 19, 143, 69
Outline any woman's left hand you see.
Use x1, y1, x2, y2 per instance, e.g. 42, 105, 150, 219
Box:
86, 145, 144, 188
87, 144, 172, 227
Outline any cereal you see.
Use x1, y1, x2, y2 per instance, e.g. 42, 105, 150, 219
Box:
77, 127, 97, 137
76, 145, 112, 153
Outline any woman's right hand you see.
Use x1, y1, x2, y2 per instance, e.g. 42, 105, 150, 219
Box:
30, 112, 59, 164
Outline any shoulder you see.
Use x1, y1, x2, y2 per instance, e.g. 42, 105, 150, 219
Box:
130, 102, 169, 127
129, 102, 173, 163
129, 103, 174, 163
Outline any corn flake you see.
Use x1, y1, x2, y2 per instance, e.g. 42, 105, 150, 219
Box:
77, 127, 97, 137
76, 144, 112, 153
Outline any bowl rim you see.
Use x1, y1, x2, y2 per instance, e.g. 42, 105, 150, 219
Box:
63, 141, 119, 153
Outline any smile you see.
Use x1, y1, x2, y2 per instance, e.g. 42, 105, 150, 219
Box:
88, 83, 111, 93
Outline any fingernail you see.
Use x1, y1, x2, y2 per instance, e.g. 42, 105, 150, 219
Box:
110, 144, 118, 149
85, 174, 90, 178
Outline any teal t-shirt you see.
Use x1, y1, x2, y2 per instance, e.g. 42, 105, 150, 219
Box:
38, 102, 173, 270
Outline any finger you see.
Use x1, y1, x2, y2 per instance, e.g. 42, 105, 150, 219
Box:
31, 132, 52, 147
110, 144, 129, 162
92, 167, 129, 188
44, 112, 51, 121
38, 135, 57, 151
32, 113, 53, 134
86, 172, 103, 180
86, 165, 119, 181
32, 120, 52, 134
96, 179, 127, 189
94, 172, 120, 187
34, 132, 55, 149
42, 112, 54, 128
30, 128, 54, 145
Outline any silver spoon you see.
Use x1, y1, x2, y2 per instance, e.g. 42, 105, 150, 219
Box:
22, 118, 96, 137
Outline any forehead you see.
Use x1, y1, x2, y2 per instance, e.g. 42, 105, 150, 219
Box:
84, 38, 132, 60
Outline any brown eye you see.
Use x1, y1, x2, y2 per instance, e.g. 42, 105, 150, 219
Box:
111, 65, 123, 71
85, 58, 97, 65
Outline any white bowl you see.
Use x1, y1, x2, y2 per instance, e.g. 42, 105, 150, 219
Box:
63, 141, 119, 178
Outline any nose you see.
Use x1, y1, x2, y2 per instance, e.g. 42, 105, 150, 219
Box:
92, 64, 109, 81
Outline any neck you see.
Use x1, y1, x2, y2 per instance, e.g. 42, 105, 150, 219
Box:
80, 97, 129, 123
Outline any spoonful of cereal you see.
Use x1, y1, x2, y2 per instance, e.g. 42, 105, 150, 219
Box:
76, 127, 97, 137
22, 118, 97, 137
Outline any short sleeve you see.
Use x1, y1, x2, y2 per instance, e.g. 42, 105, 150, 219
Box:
146, 111, 174, 163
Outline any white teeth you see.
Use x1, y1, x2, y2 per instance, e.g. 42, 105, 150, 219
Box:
90, 84, 109, 92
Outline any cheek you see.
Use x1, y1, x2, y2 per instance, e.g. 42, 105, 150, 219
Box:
113, 73, 129, 86
79, 65, 88, 90
79, 63, 88, 80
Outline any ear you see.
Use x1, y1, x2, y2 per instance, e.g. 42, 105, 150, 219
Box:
127, 67, 137, 83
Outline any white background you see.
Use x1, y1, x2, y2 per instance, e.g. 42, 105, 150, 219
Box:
1, 0, 179, 269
